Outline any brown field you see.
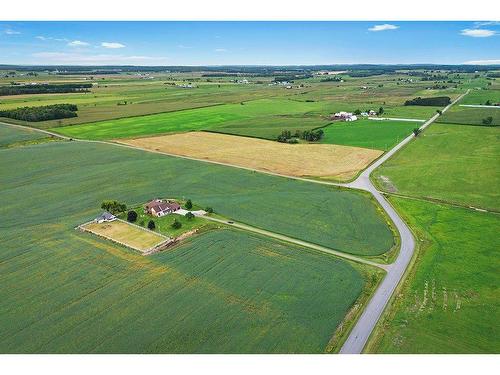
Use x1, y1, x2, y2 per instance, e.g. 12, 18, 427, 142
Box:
119, 132, 383, 181
82, 220, 166, 252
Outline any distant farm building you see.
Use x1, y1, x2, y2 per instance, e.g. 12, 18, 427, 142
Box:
95, 212, 116, 223
145, 199, 181, 217
332, 111, 358, 121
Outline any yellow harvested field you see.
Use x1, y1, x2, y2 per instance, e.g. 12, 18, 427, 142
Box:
83, 220, 166, 252
119, 132, 383, 181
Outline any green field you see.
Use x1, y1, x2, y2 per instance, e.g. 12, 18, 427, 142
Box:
373, 123, 500, 211
459, 88, 500, 105
367, 197, 500, 353
0, 123, 45, 147
52, 99, 332, 140
321, 119, 419, 150
0, 131, 394, 256
437, 106, 500, 126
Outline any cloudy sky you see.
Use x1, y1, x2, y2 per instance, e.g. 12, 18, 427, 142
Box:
0, 21, 499, 65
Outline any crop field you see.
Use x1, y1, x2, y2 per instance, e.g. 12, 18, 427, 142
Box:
51, 98, 332, 140
367, 198, 500, 353
458, 88, 500, 105
373, 123, 500, 211
119, 131, 383, 181
321, 118, 419, 150
437, 105, 500, 126
82, 220, 166, 252
0, 132, 394, 256
0, 123, 45, 147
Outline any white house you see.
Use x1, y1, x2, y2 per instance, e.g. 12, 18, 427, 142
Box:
95, 212, 116, 223
345, 115, 358, 121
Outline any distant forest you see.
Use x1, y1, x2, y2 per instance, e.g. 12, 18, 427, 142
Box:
0, 83, 92, 96
0, 103, 78, 122
404, 96, 451, 106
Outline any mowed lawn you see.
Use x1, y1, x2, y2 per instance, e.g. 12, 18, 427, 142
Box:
119, 131, 383, 181
83, 220, 166, 252
51, 98, 332, 140
437, 105, 500, 126
368, 198, 500, 353
321, 119, 419, 150
0, 131, 394, 256
0, 123, 45, 147
373, 123, 500, 211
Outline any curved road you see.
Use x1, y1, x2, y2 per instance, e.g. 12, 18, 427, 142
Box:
0, 90, 468, 354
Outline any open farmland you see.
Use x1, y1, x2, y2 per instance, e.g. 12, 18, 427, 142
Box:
436, 105, 500, 126
458, 88, 500, 105
321, 118, 419, 150
82, 220, 167, 252
367, 198, 500, 353
0, 123, 46, 147
0, 130, 394, 256
119, 131, 383, 181
373, 123, 500, 211
51, 98, 332, 140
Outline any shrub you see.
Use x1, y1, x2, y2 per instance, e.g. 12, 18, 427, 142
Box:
482, 116, 493, 125
185, 199, 193, 210
171, 219, 182, 229
185, 212, 195, 220
205, 207, 214, 214
127, 210, 138, 222
413, 128, 422, 137
147, 220, 156, 230
101, 200, 127, 214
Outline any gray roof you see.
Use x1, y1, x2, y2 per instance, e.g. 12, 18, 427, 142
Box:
97, 211, 116, 220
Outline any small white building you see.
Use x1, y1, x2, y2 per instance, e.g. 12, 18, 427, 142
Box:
368, 110, 378, 116
95, 212, 116, 223
345, 115, 358, 122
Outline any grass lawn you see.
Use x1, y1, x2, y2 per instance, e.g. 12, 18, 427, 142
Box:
0, 123, 45, 147
51, 98, 332, 140
367, 197, 500, 353
82, 220, 166, 252
0, 130, 394, 256
373, 123, 500, 211
320, 118, 418, 151
437, 106, 500, 126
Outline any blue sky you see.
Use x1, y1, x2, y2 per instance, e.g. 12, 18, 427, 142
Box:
0, 21, 499, 65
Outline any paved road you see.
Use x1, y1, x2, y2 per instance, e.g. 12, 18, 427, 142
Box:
368, 117, 425, 122
0, 90, 468, 353
338, 90, 469, 353
459, 104, 499, 109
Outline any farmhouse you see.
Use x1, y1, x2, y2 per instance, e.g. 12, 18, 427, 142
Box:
145, 199, 181, 217
332, 111, 358, 121
95, 211, 116, 223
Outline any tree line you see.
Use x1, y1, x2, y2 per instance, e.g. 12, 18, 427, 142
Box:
404, 96, 451, 106
277, 129, 324, 143
0, 103, 78, 122
0, 83, 91, 96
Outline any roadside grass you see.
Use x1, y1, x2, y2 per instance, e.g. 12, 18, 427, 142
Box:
50, 98, 332, 140
366, 197, 500, 353
436, 106, 500, 126
0, 123, 45, 147
373, 123, 500, 211
320, 118, 418, 151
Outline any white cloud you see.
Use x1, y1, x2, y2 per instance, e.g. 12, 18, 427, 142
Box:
473, 21, 500, 27
67, 40, 90, 47
32, 52, 169, 65
368, 24, 399, 32
4, 29, 21, 35
36, 35, 68, 42
214, 48, 227, 52
461, 29, 496, 38
464, 59, 500, 65
101, 42, 125, 49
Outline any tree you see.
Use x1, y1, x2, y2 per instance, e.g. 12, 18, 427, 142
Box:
127, 210, 138, 222
101, 200, 127, 214
185, 199, 193, 210
485, 100, 491, 106
437, 110, 442, 115
147, 220, 156, 230
205, 207, 214, 214
482, 116, 493, 125
413, 128, 422, 137
354, 109, 361, 115
379, 107, 384, 115
185, 212, 195, 220
171, 219, 182, 229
